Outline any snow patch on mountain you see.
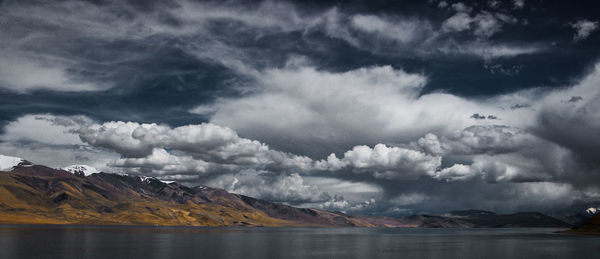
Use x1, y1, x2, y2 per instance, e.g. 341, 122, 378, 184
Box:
586, 207, 599, 215
63, 165, 100, 176
139, 176, 174, 184
0, 154, 25, 171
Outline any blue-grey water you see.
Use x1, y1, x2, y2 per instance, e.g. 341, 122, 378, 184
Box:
0, 225, 597, 259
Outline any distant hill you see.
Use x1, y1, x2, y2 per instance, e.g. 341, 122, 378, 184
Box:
0, 160, 572, 228
402, 214, 475, 228
562, 214, 600, 235
443, 210, 571, 228
550, 211, 592, 226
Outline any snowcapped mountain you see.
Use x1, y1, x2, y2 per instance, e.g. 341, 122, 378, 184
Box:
139, 176, 175, 184
0, 157, 578, 228
63, 165, 100, 176
0, 162, 406, 227
62, 165, 173, 183
0, 154, 26, 171
586, 207, 599, 215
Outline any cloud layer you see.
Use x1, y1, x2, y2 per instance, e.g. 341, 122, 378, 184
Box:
3, 60, 600, 215
0, 0, 548, 94
1, 0, 600, 216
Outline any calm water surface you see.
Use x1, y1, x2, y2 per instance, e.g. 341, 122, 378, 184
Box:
0, 225, 597, 259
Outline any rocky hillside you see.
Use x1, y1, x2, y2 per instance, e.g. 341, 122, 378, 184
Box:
0, 163, 411, 227
0, 160, 572, 228
562, 214, 600, 235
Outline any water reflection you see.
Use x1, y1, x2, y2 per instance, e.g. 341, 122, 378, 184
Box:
0, 225, 597, 259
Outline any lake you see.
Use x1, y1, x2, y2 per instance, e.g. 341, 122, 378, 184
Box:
0, 225, 597, 259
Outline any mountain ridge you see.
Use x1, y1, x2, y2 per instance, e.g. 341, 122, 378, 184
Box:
0, 160, 573, 228
562, 214, 600, 235
0, 163, 406, 227
444, 210, 571, 228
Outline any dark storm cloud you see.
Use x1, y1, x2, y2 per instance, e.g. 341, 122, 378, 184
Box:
1, 0, 600, 215
469, 114, 498, 120
510, 103, 530, 109
470, 113, 486, 119
535, 102, 600, 168
567, 96, 583, 103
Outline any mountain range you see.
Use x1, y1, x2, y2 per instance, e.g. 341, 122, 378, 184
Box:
0, 156, 587, 229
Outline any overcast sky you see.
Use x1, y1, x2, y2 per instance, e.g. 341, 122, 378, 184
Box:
1, 0, 599, 216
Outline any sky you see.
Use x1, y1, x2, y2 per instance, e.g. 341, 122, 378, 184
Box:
0, 0, 599, 216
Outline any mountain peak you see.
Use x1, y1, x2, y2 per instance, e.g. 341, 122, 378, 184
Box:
63, 165, 100, 176
138, 176, 174, 185
0, 154, 28, 171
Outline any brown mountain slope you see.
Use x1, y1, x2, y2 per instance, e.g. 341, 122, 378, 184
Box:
562, 214, 600, 235
0, 164, 412, 227
0, 163, 571, 228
